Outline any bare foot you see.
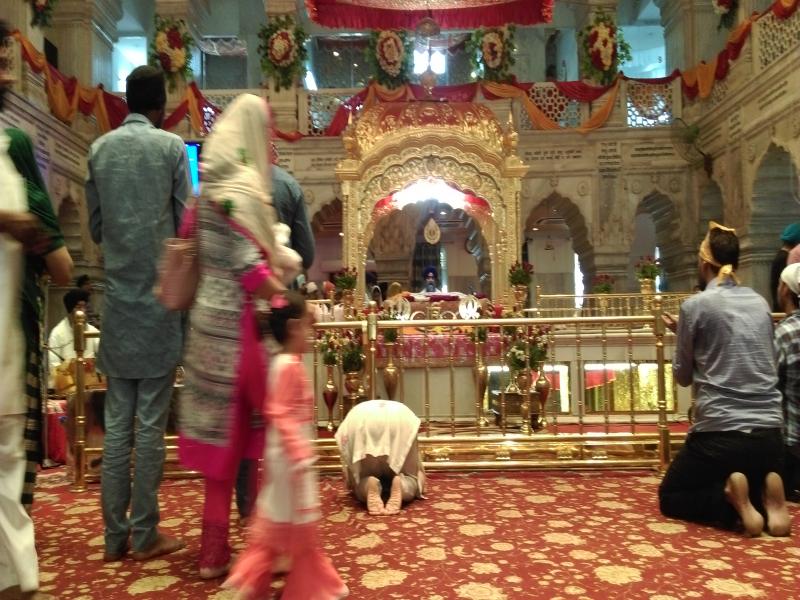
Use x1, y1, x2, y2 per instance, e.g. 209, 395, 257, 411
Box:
366, 477, 385, 516
199, 561, 231, 580
384, 475, 402, 516
131, 533, 185, 561
763, 472, 791, 537
724, 472, 764, 537
102, 545, 128, 562
273, 554, 292, 574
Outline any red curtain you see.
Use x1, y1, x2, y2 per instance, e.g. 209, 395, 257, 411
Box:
305, 0, 554, 29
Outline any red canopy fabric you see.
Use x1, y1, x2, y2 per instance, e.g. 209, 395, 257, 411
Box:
305, 0, 554, 29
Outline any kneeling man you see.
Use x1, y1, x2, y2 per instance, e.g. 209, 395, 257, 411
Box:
659, 221, 790, 537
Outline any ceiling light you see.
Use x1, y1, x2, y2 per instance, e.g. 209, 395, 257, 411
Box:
353, 62, 359, 67
332, 50, 340, 57
338, 232, 344, 237
440, 210, 447, 215
532, 227, 539, 231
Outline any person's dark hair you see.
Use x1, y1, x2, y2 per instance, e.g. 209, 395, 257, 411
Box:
76, 274, 91, 288
0, 20, 9, 43
709, 229, 739, 271
63, 288, 91, 314
267, 291, 306, 346
126, 66, 167, 115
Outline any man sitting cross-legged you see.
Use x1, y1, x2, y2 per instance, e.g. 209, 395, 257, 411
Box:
659, 221, 791, 537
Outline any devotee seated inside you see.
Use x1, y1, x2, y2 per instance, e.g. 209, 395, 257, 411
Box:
335, 399, 425, 516
659, 221, 791, 537
48, 288, 100, 388
419, 266, 441, 293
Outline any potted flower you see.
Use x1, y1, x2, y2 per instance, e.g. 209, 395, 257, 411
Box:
318, 331, 340, 430
635, 256, 661, 281
592, 274, 615, 294
635, 256, 661, 297
335, 267, 358, 319
341, 333, 364, 374
508, 261, 533, 312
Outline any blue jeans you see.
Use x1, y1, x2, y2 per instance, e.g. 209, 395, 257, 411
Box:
101, 373, 174, 553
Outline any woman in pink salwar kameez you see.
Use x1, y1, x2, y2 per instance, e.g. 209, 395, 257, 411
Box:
178, 94, 286, 579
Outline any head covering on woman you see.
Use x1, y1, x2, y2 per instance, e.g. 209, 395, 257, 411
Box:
201, 94, 275, 255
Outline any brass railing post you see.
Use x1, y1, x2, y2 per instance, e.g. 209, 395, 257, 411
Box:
653, 295, 671, 471
71, 310, 87, 492
365, 303, 377, 400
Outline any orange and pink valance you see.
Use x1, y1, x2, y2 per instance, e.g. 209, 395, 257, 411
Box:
305, 0, 553, 29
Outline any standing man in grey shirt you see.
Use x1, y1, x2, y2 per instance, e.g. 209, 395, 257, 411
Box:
659, 222, 790, 537
85, 66, 190, 562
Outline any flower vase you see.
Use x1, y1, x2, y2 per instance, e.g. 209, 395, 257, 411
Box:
512, 284, 529, 314
383, 342, 399, 400
322, 365, 338, 432
639, 278, 655, 313
534, 367, 551, 430
516, 369, 533, 435
342, 289, 355, 320
344, 371, 362, 414
474, 341, 488, 426
505, 369, 520, 394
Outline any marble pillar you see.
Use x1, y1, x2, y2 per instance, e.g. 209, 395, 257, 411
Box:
263, 0, 299, 132
655, 0, 728, 71
46, 0, 122, 87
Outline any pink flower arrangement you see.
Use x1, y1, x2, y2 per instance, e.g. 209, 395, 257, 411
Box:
592, 274, 616, 294
508, 261, 534, 286
635, 256, 661, 280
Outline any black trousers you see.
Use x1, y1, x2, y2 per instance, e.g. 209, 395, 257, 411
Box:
659, 428, 784, 528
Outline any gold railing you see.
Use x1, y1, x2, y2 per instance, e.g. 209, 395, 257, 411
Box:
533, 291, 693, 318
68, 299, 684, 490
310, 297, 682, 474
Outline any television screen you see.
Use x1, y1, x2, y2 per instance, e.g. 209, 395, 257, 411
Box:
185, 141, 201, 196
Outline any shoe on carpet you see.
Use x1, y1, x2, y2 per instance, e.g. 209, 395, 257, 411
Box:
131, 533, 185, 561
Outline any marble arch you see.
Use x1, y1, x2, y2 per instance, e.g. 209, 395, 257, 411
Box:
335, 101, 528, 302
634, 191, 693, 289
524, 192, 595, 285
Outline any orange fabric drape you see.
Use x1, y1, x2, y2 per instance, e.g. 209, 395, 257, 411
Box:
14, 31, 113, 132
681, 60, 718, 100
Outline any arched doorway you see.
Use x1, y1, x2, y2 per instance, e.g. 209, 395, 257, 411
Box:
524, 192, 594, 295
633, 191, 692, 291
336, 101, 528, 302
698, 180, 725, 243
742, 144, 800, 300
308, 198, 344, 285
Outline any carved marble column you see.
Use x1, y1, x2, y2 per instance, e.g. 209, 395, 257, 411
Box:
655, 0, 728, 72
46, 0, 122, 87
263, 0, 300, 132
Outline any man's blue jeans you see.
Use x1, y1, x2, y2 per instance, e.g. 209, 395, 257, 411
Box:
101, 373, 174, 554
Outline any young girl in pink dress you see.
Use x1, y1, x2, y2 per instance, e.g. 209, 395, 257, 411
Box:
224, 291, 348, 599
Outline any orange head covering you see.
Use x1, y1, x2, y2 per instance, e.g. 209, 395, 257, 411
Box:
698, 220, 738, 284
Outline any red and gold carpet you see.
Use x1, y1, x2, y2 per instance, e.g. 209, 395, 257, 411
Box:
33, 469, 800, 599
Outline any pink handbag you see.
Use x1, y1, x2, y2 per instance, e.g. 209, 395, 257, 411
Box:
155, 204, 199, 311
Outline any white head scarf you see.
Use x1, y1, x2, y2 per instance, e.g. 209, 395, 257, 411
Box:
780, 263, 800, 296
201, 93, 275, 255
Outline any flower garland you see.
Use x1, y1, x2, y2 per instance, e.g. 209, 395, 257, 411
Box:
149, 15, 194, 91
334, 267, 358, 291
367, 30, 412, 90
467, 26, 516, 83
29, 0, 57, 28
713, 0, 739, 29
579, 12, 632, 86
258, 15, 307, 92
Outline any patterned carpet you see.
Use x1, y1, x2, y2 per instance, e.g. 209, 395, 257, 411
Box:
32, 469, 800, 599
